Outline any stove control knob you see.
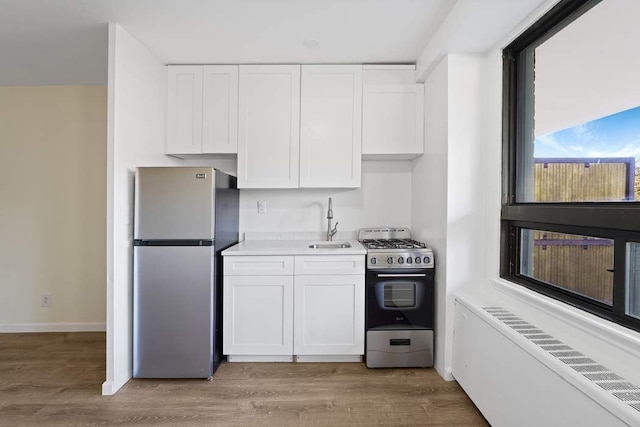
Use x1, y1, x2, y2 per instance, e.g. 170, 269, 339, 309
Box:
370, 257, 377, 265
415, 257, 421, 264
406, 257, 413, 264
423, 256, 431, 265
387, 257, 394, 264
398, 257, 404, 264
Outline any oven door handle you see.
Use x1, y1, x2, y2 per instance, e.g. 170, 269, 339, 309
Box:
377, 273, 426, 278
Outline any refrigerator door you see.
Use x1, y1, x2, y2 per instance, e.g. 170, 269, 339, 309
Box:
135, 167, 215, 240
133, 245, 214, 378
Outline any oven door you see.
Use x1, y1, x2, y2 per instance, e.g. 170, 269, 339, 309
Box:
366, 268, 434, 329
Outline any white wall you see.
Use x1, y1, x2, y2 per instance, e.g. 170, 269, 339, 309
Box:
241, 161, 412, 236
411, 54, 487, 380
535, 0, 640, 136
0, 85, 106, 332
411, 57, 449, 377
443, 54, 487, 374
104, 23, 235, 396
105, 21, 170, 396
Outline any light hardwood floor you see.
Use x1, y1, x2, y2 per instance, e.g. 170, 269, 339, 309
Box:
0, 332, 487, 426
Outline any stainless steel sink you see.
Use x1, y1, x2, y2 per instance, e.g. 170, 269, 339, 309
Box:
308, 242, 352, 249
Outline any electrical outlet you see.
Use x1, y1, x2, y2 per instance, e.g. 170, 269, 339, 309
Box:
41, 293, 51, 307
257, 200, 267, 214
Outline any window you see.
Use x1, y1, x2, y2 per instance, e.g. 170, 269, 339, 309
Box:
501, 0, 640, 331
520, 229, 614, 304
627, 243, 640, 319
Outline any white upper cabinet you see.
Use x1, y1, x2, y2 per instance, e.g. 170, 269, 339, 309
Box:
202, 65, 238, 153
238, 65, 301, 189
166, 65, 238, 155
166, 63, 421, 181
362, 69, 424, 160
299, 65, 362, 188
166, 66, 203, 155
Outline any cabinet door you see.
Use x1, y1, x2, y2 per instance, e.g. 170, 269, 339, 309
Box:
166, 66, 203, 154
300, 65, 362, 188
294, 275, 365, 355
238, 65, 300, 188
202, 65, 238, 153
223, 275, 294, 355
362, 84, 424, 159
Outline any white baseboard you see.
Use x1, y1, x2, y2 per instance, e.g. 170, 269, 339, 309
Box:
227, 355, 294, 362
295, 355, 362, 363
436, 366, 455, 381
101, 381, 114, 395
0, 322, 106, 333
102, 373, 131, 396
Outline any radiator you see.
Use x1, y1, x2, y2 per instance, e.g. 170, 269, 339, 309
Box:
453, 296, 640, 426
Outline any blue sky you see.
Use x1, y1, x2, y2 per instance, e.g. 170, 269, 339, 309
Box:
534, 106, 640, 163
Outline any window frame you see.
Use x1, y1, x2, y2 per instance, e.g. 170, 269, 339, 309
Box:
501, 0, 640, 332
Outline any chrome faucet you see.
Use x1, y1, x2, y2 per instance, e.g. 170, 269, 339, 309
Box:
327, 197, 338, 241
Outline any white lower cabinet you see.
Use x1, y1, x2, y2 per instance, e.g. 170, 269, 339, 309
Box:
223, 275, 294, 357
294, 275, 364, 356
223, 254, 364, 361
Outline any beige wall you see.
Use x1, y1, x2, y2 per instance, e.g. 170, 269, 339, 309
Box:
0, 85, 107, 330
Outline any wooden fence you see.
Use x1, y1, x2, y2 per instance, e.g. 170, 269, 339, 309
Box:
527, 158, 634, 304
531, 231, 613, 304
534, 159, 632, 202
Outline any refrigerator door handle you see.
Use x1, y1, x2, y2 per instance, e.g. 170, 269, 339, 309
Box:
134, 239, 214, 247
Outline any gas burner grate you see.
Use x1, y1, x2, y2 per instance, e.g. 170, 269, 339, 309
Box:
361, 239, 389, 249
361, 238, 427, 250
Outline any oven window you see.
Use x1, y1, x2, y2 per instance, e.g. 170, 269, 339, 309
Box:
383, 283, 416, 308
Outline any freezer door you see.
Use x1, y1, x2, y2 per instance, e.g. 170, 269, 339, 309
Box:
134, 245, 214, 378
135, 167, 215, 240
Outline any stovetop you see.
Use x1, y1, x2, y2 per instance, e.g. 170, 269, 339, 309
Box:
358, 227, 434, 269
360, 238, 427, 250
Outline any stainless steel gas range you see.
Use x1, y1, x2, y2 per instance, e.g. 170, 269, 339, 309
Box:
358, 227, 435, 368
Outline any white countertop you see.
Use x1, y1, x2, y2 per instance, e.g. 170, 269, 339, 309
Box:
222, 239, 366, 256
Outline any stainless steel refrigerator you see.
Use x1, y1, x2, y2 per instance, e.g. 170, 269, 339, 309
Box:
133, 167, 239, 378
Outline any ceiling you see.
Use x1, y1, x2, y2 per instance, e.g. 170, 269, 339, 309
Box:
0, 0, 457, 86
0, 0, 553, 86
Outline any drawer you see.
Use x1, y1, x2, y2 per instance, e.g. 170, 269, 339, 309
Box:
294, 255, 365, 275
366, 329, 433, 368
224, 256, 294, 276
